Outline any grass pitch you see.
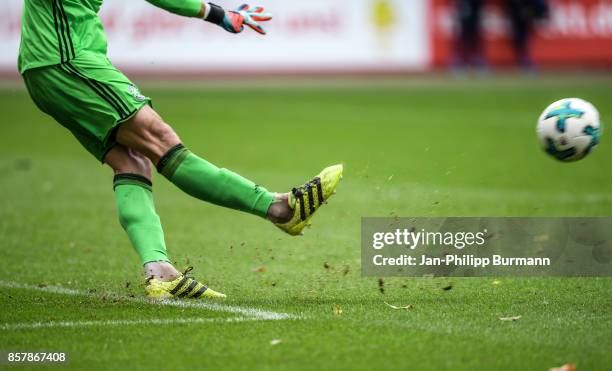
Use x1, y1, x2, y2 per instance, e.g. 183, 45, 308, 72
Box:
1, 75, 611, 370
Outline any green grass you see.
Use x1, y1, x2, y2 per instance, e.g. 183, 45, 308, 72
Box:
1, 76, 611, 370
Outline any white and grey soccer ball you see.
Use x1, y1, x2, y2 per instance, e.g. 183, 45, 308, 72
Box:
537, 98, 602, 162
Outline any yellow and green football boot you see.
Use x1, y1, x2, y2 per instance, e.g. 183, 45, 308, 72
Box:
275, 164, 343, 236
145, 270, 226, 299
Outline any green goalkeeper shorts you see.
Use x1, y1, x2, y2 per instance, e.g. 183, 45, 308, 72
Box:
23, 52, 150, 162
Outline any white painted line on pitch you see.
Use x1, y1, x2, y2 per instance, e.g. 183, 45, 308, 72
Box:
1, 317, 260, 331
0, 280, 295, 321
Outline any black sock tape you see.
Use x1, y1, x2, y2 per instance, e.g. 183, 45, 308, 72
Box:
113, 173, 153, 191
156, 143, 185, 174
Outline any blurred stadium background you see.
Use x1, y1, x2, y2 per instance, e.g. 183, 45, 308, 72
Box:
1, 0, 611, 77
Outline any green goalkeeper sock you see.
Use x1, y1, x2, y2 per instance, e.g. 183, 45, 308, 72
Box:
113, 174, 169, 265
156, 144, 275, 218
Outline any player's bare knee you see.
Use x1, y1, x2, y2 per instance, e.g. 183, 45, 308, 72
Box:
106, 146, 152, 179
156, 121, 181, 148
141, 111, 180, 147
125, 149, 152, 178
117, 106, 181, 162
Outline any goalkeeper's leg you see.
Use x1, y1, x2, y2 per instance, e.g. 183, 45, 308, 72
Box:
116, 105, 292, 221
116, 105, 342, 235
105, 145, 180, 281
106, 145, 226, 299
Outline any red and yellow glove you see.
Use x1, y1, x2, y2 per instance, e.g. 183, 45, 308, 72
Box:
205, 3, 272, 35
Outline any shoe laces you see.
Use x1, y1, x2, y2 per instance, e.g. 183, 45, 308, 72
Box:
291, 177, 322, 199
291, 177, 324, 221
182, 266, 194, 276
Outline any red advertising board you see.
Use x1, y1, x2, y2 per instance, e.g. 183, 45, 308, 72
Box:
430, 0, 612, 68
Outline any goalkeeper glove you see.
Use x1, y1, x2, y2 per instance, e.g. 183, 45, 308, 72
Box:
205, 3, 272, 35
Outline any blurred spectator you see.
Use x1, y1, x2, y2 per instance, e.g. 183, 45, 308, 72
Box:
506, 0, 549, 70
452, 0, 486, 72
452, 0, 549, 72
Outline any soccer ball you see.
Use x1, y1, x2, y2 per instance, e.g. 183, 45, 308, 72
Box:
537, 98, 601, 162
